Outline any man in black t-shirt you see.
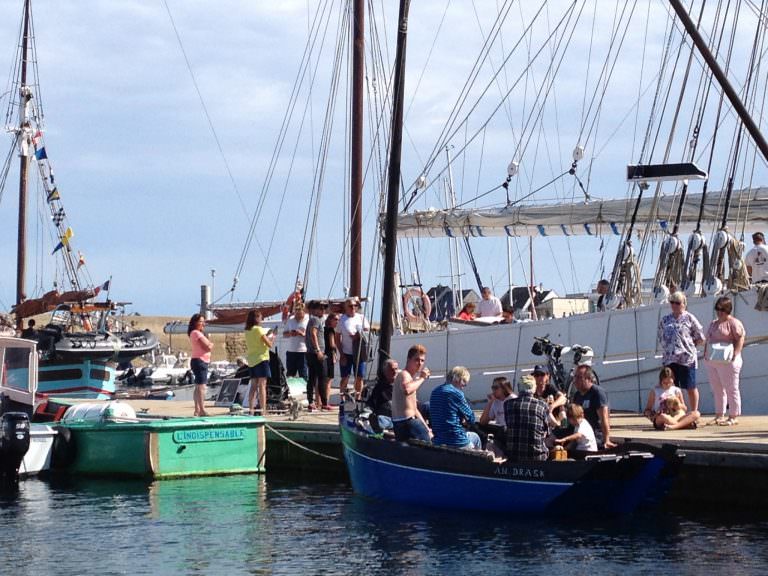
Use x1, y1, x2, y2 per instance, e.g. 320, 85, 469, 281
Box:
571, 365, 616, 449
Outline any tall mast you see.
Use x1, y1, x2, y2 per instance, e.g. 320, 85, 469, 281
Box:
378, 0, 411, 371
16, 0, 32, 323
349, 0, 364, 297
444, 145, 463, 311
668, 0, 768, 163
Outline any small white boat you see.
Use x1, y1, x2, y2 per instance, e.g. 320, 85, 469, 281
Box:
146, 353, 191, 385
0, 336, 56, 478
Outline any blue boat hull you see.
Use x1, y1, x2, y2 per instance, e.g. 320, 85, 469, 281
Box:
341, 416, 682, 516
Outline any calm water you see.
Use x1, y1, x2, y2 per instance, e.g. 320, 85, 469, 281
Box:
2, 474, 767, 575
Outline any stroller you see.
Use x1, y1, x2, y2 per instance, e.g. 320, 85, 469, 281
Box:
233, 351, 291, 411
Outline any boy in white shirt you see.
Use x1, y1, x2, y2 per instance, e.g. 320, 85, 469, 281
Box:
554, 404, 597, 452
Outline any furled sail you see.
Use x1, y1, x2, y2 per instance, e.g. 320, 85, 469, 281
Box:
394, 187, 768, 238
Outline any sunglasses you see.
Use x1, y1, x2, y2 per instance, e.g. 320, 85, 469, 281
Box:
670, 301, 682, 305
715, 307, 727, 312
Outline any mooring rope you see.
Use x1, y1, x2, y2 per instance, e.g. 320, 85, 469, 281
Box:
264, 422, 341, 462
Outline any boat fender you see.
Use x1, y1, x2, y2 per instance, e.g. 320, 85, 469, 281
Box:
51, 426, 77, 469
402, 289, 432, 321
703, 277, 723, 295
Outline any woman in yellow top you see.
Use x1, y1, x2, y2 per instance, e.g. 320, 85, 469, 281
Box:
245, 310, 275, 416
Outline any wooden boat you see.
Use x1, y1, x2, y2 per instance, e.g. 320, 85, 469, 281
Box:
340, 407, 682, 515
2, 1, 159, 400
50, 401, 265, 479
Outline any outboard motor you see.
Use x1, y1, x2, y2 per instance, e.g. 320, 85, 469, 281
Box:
0, 412, 31, 483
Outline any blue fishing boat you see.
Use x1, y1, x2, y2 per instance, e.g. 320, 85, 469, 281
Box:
340, 409, 682, 515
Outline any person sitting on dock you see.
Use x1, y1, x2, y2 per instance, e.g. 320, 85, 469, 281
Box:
571, 365, 616, 449
391, 345, 431, 442
502, 374, 550, 461
476, 287, 503, 318
430, 366, 482, 450
554, 404, 597, 453
659, 396, 699, 430
643, 366, 699, 430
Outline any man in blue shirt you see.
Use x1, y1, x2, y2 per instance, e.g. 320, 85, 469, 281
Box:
429, 366, 482, 450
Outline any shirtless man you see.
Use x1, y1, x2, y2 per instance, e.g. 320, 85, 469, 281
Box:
391, 344, 431, 442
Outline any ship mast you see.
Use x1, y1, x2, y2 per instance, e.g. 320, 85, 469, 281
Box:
668, 0, 768, 164
349, 0, 364, 297
378, 0, 411, 371
15, 0, 32, 327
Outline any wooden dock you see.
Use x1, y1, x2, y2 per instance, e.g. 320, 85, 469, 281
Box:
90, 398, 768, 508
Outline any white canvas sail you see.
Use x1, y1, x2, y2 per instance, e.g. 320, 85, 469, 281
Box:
395, 187, 768, 238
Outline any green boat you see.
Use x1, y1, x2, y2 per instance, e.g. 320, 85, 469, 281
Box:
51, 402, 266, 478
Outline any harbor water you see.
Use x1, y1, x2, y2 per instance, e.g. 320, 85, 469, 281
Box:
2, 474, 768, 575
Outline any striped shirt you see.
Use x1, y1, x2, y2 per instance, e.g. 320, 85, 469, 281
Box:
429, 382, 476, 447
503, 391, 550, 461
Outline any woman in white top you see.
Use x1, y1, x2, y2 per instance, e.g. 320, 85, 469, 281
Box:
479, 376, 517, 451
479, 376, 516, 428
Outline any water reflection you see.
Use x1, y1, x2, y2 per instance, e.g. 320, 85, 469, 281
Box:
1, 476, 767, 575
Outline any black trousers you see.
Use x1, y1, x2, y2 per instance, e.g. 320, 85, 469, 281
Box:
306, 352, 327, 406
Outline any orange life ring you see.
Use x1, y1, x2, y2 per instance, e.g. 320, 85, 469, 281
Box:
403, 289, 432, 321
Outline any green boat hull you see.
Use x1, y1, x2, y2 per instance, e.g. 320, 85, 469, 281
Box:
54, 416, 266, 478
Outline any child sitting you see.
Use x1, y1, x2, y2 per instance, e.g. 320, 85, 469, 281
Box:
554, 404, 597, 452
643, 366, 700, 430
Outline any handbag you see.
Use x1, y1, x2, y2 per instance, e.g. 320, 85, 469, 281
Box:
707, 342, 734, 364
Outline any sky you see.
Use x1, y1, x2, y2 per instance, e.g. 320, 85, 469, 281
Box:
1, 0, 766, 318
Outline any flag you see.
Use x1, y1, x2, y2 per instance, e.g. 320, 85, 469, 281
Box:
62, 227, 74, 246
33, 130, 43, 143
51, 227, 73, 254
35, 147, 47, 160
52, 208, 65, 225
94, 280, 110, 296
46, 187, 60, 202
77, 252, 86, 269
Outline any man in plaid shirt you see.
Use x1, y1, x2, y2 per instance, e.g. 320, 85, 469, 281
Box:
503, 374, 551, 461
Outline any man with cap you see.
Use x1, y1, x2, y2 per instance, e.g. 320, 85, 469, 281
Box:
532, 364, 566, 426
745, 231, 768, 283
503, 374, 551, 461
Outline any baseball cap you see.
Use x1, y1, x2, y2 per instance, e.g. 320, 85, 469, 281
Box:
532, 364, 549, 375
